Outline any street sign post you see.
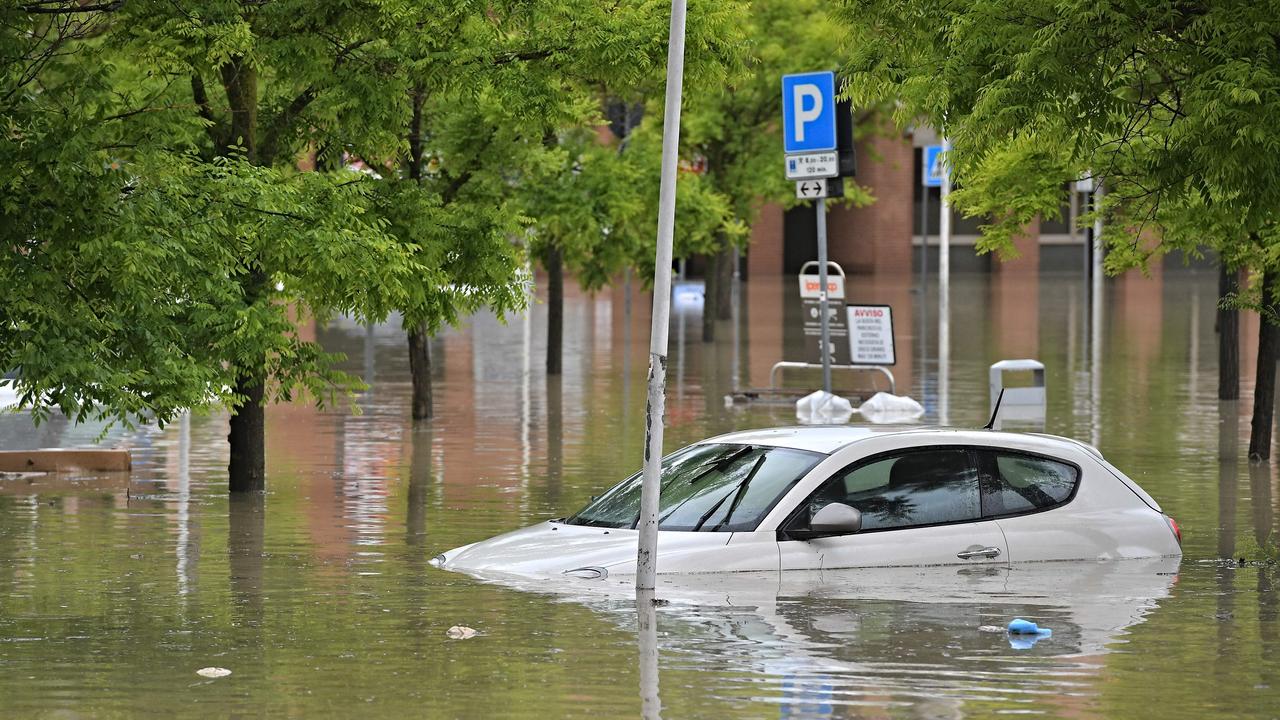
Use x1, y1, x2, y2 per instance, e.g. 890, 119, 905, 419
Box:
919, 144, 944, 293
783, 70, 843, 395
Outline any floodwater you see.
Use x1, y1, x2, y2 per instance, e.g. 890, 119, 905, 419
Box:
1, 269, 1277, 718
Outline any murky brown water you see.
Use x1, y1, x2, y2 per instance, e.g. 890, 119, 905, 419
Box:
1, 269, 1277, 718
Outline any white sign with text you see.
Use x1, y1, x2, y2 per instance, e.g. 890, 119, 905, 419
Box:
846, 304, 896, 365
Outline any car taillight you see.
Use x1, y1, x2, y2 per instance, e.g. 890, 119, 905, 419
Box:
1165, 515, 1182, 545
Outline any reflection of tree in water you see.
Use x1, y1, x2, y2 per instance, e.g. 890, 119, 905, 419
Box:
854, 496, 916, 525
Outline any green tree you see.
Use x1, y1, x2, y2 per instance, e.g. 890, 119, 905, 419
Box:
834, 0, 1280, 458
2, 2, 432, 490
666, 0, 873, 342
512, 0, 748, 376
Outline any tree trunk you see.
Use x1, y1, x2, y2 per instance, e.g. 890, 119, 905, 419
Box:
219, 57, 258, 161
715, 244, 734, 321
228, 370, 266, 492
408, 322, 433, 420
1219, 264, 1240, 400
220, 56, 265, 493
702, 252, 718, 343
1249, 269, 1279, 461
546, 245, 563, 375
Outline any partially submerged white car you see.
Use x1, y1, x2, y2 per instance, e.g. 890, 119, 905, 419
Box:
434, 426, 1182, 580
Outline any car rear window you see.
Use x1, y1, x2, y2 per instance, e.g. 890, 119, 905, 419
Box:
980, 452, 1079, 516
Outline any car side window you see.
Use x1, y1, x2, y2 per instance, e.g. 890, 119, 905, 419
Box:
978, 451, 1078, 517
798, 449, 980, 532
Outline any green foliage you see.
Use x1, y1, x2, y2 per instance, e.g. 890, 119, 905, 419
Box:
833, 0, 1280, 276
0, 0, 760, 433
520, 0, 751, 289
614, 0, 875, 286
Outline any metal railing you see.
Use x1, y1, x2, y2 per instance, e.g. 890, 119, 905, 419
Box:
769, 361, 896, 395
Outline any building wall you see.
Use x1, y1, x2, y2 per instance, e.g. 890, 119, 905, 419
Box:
827, 122, 916, 275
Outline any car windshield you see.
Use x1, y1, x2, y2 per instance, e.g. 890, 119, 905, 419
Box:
564, 443, 823, 531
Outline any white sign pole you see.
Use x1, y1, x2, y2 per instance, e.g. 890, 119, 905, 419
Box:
636, 0, 687, 593
938, 138, 951, 425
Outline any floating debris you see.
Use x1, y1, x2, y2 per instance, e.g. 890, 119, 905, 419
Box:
446, 626, 479, 640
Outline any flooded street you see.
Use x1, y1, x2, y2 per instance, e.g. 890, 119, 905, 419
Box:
1, 269, 1278, 718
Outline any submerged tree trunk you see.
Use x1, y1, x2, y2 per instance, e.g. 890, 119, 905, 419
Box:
1219, 264, 1240, 400
702, 251, 718, 343
1249, 269, 1279, 461
546, 244, 563, 375
715, 244, 734, 321
408, 322, 433, 420
228, 370, 266, 492
403, 86, 436, 421
221, 56, 266, 493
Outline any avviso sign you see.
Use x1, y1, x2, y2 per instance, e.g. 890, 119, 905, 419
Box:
846, 304, 895, 365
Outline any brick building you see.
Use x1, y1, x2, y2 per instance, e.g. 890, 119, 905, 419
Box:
746, 125, 1102, 278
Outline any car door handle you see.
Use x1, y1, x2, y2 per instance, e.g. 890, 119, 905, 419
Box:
956, 546, 1002, 560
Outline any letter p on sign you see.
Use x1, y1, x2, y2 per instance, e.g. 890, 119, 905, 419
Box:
793, 84, 822, 143
782, 71, 837, 154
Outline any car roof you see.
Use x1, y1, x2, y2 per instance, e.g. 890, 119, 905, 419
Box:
699, 425, 1099, 457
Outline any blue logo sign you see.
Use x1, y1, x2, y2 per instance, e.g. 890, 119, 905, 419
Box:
923, 145, 946, 187
782, 71, 837, 154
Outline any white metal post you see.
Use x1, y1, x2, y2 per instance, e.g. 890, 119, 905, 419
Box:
636, 0, 687, 592
817, 198, 832, 394
1090, 183, 1104, 447
920, 149, 929, 287
938, 138, 951, 425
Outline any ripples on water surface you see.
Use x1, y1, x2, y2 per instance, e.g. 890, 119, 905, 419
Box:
0, 271, 1278, 718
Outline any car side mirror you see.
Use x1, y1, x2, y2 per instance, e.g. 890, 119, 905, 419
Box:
785, 502, 862, 540
812, 502, 862, 534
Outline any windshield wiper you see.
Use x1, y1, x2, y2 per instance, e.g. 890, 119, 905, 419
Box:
636, 445, 757, 529
695, 454, 767, 532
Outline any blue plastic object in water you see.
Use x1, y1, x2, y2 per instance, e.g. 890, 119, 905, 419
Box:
1006, 618, 1052, 649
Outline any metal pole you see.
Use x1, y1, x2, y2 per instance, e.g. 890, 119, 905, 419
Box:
938, 138, 951, 425
920, 154, 929, 289
636, 0, 687, 592
1092, 184, 1104, 310
1090, 183, 1104, 447
817, 197, 832, 394
731, 249, 741, 394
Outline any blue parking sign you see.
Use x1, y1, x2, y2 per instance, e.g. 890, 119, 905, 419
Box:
782, 71, 837, 154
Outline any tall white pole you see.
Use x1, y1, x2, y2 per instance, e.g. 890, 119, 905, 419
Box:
938, 138, 951, 425
1090, 183, 1104, 447
636, 0, 687, 592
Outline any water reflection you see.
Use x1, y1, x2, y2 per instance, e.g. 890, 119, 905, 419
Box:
228, 493, 265, 620
6, 269, 1280, 717
486, 559, 1178, 718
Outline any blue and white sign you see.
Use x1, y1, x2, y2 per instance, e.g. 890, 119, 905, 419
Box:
782, 71, 837, 154
922, 144, 946, 187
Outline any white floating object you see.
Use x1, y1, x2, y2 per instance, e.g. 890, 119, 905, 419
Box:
446, 625, 479, 640
196, 667, 231, 678
855, 392, 924, 424
795, 390, 854, 424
